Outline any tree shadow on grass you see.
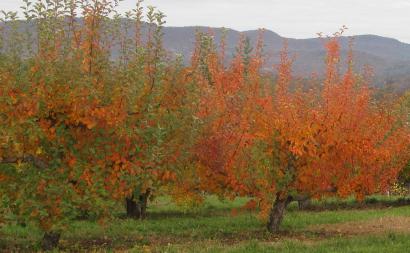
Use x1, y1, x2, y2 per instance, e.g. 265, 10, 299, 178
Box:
118, 206, 239, 220
289, 197, 410, 212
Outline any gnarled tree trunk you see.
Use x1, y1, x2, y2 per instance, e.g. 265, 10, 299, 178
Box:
267, 193, 293, 233
41, 231, 61, 251
126, 190, 150, 219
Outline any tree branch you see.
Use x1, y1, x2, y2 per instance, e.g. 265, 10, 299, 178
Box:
0, 155, 48, 169
291, 186, 338, 202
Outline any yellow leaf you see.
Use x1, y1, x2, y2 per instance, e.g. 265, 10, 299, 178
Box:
36, 147, 43, 155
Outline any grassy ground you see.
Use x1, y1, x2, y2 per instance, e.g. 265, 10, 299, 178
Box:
1, 196, 410, 252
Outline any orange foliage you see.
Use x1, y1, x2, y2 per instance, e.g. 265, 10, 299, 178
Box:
237, 34, 409, 217
187, 32, 265, 199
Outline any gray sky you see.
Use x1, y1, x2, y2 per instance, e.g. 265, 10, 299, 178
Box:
2, 0, 410, 43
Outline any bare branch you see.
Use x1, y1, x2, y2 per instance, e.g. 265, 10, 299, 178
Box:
0, 155, 48, 169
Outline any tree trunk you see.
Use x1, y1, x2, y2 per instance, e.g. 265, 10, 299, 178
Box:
138, 192, 148, 219
126, 196, 139, 218
298, 198, 312, 210
126, 190, 150, 219
41, 231, 61, 251
267, 193, 293, 233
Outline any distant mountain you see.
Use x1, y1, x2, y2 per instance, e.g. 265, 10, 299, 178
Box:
1, 20, 409, 90
160, 26, 410, 90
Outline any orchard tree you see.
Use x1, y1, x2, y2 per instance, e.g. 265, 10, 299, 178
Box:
111, 0, 196, 220
186, 29, 410, 233
180, 31, 265, 203
396, 91, 410, 188
0, 0, 194, 249
240, 33, 410, 232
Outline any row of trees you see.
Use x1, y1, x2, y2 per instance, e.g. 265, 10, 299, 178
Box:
0, 0, 409, 250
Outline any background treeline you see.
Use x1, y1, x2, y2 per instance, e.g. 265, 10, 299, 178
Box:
0, 0, 409, 250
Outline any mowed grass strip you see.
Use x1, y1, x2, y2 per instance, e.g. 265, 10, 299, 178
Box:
1, 196, 410, 251
156, 234, 410, 253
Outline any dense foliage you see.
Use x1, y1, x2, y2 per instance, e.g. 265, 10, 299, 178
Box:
0, 0, 409, 249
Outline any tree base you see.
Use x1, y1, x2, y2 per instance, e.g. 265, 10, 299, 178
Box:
267, 193, 293, 233
41, 231, 61, 251
126, 191, 150, 219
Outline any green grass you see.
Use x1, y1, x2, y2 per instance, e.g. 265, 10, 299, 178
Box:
285, 195, 410, 211
1, 195, 410, 252
158, 234, 410, 253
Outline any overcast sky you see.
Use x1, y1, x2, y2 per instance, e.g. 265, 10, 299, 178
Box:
2, 0, 410, 43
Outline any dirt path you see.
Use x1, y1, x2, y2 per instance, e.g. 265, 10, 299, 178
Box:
309, 216, 410, 236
